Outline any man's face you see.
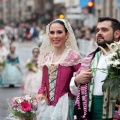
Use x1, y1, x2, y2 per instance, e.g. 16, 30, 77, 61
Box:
96, 21, 114, 48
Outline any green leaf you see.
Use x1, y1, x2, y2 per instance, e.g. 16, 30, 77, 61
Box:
11, 109, 36, 120
102, 78, 114, 92
111, 81, 120, 99
27, 62, 34, 69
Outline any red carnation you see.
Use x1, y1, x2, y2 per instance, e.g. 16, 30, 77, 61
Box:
21, 101, 31, 112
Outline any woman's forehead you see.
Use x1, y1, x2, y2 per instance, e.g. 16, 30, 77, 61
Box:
49, 23, 64, 30
33, 48, 39, 51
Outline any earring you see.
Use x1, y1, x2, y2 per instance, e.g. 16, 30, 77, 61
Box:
66, 36, 69, 40
65, 39, 69, 47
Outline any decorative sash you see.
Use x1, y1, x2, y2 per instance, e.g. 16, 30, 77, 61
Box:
74, 54, 94, 120
74, 49, 100, 120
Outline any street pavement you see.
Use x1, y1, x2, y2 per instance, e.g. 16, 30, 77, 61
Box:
0, 41, 38, 120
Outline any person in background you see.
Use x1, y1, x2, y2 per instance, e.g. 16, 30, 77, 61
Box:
25, 23, 31, 41
36, 19, 82, 120
22, 46, 42, 95
0, 39, 8, 86
2, 43, 22, 87
38, 23, 45, 47
0, 38, 9, 57
30, 22, 39, 42
70, 17, 120, 120
0, 30, 10, 49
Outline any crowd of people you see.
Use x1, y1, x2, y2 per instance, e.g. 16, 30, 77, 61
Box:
0, 21, 45, 90
0, 39, 42, 94
75, 26, 98, 57
1, 17, 120, 120
1, 22, 45, 46
0, 20, 98, 57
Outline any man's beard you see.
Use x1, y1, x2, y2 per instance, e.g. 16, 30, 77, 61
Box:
97, 37, 114, 48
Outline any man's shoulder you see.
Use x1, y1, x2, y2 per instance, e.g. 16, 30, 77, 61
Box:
83, 48, 100, 61
89, 48, 100, 55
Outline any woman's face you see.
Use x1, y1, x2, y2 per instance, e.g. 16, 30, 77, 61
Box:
48, 23, 68, 48
10, 46, 16, 53
33, 48, 39, 57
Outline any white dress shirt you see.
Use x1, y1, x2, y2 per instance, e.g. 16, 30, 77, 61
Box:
93, 53, 107, 95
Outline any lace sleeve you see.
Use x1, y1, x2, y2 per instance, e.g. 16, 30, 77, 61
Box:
62, 50, 82, 66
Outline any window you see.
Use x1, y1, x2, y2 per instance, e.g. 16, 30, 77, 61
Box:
27, 6, 32, 12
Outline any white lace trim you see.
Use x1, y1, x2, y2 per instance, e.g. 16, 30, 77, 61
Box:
40, 48, 81, 67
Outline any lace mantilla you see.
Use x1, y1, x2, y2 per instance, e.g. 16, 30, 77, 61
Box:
38, 19, 80, 67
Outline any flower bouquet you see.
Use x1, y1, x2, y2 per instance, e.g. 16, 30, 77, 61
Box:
8, 95, 38, 120
98, 41, 120, 119
26, 59, 38, 73
99, 41, 120, 100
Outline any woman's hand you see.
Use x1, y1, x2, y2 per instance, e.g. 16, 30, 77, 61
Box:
36, 94, 44, 102
36, 94, 47, 105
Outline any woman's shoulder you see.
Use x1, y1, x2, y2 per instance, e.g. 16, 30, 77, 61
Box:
66, 49, 82, 61
68, 49, 81, 56
7, 53, 19, 59
43, 52, 51, 60
40, 52, 51, 64
63, 49, 82, 66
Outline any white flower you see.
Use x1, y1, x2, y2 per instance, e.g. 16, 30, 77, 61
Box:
26, 59, 31, 64
25, 95, 31, 99
112, 59, 120, 67
107, 60, 114, 66
107, 52, 117, 60
14, 97, 23, 104
17, 99, 23, 104
23, 95, 32, 101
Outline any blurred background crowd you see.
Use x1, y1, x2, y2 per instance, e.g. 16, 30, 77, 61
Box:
0, 20, 97, 57
0, 0, 119, 56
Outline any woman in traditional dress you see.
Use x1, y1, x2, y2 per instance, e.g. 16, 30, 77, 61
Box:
36, 19, 82, 120
2, 43, 22, 87
0, 39, 9, 85
22, 46, 42, 95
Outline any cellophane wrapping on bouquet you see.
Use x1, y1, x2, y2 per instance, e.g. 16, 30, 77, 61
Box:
7, 95, 38, 120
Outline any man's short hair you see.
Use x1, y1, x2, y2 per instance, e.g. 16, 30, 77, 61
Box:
98, 17, 120, 32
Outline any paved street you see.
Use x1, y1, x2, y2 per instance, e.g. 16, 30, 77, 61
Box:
0, 41, 38, 120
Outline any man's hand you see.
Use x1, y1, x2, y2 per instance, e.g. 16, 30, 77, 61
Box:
75, 69, 93, 86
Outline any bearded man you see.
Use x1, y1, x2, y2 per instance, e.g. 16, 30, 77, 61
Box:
70, 17, 120, 120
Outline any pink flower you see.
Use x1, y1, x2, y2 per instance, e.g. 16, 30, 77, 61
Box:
21, 101, 31, 112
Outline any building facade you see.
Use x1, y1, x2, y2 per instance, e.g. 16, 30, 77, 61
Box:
0, 0, 3, 24
95, 0, 118, 20
1, 0, 40, 23
65, 0, 79, 7
2, 0, 26, 23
